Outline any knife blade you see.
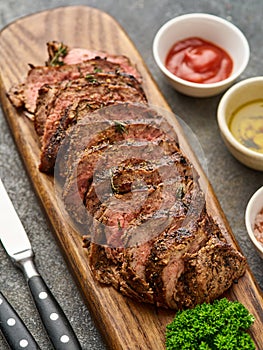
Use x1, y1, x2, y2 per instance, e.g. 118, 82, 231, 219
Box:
0, 179, 82, 350
0, 290, 40, 349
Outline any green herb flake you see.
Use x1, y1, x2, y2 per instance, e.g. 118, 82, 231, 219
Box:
166, 298, 256, 350
176, 184, 184, 200
85, 74, 98, 83
49, 43, 68, 66
94, 67, 102, 73
114, 121, 128, 134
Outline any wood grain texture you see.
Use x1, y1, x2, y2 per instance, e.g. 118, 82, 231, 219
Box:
0, 6, 262, 349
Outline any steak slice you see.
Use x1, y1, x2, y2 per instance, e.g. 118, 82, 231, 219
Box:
8, 58, 133, 114
36, 73, 147, 173
88, 242, 155, 304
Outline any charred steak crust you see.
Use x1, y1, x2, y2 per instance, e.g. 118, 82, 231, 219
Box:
173, 237, 247, 309
87, 211, 246, 310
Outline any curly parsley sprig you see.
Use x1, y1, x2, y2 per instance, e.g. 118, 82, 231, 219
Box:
166, 298, 255, 350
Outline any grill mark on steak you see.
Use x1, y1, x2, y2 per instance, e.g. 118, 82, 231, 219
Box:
83, 157, 164, 218
73, 136, 199, 248
36, 73, 147, 173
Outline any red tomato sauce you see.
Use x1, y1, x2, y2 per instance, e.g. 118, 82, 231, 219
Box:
165, 37, 233, 84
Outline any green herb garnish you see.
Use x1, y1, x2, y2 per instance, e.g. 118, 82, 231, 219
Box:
166, 298, 255, 350
114, 121, 128, 134
94, 67, 102, 73
49, 43, 68, 66
176, 184, 184, 200
85, 74, 98, 83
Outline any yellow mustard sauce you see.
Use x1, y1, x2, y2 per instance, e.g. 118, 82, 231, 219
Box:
229, 99, 263, 154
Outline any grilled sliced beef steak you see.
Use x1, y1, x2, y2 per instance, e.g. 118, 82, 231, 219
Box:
35, 73, 147, 173
7, 41, 247, 311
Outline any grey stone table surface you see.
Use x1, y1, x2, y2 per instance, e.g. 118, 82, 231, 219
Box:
0, 1, 262, 349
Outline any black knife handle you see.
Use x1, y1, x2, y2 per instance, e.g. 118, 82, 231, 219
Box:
0, 291, 40, 350
28, 275, 82, 350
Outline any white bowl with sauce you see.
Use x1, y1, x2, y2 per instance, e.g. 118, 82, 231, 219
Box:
245, 186, 263, 259
217, 76, 263, 171
153, 13, 250, 97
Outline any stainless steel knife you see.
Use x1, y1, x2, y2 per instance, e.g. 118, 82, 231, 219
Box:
0, 179, 82, 350
0, 290, 40, 349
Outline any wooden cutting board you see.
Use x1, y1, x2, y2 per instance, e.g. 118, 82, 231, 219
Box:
0, 6, 262, 349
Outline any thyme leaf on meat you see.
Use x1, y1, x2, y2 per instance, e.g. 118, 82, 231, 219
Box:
49, 43, 68, 66
85, 74, 98, 83
94, 67, 102, 73
166, 298, 256, 350
176, 184, 184, 200
114, 121, 128, 134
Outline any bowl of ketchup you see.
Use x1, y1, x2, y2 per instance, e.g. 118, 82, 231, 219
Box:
153, 13, 250, 97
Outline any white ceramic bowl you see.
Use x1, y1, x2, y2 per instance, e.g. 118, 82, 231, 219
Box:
217, 76, 263, 171
245, 186, 263, 259
153, 13, 250, 97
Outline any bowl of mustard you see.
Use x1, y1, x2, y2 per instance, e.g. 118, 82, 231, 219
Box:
217, 76, 263, 171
